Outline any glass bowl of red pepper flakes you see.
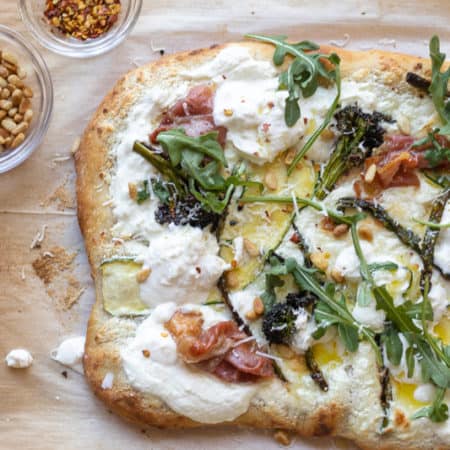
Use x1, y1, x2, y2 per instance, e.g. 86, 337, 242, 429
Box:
18, 0, 142, 58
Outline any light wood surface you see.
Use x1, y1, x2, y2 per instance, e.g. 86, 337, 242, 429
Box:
1, 1, 449, 449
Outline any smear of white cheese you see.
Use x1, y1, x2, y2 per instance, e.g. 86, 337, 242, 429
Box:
434, 203, 450, 276
121, 302, 259, 424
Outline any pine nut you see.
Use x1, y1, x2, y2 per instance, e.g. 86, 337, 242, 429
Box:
243, 238, 259, 257
364, 163, 377, 183
2, 51, 18, 66
11, 89, 22, 106
310, 251, 329, 271
23, 109, 33, 123
0, 99, 12, 111
11, 121, 28, 136
253, 297, 265, 315
358, 224, 373, 242
11, 133, 25, 148
1, 117, 15, 132
332, 223, 349, 237
264, 170, 278, 190
136, 267, 151, 283
19, 98, 31, 114
23, 87, 33, 98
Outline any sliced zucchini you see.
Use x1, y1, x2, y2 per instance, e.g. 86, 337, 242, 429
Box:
220, 156, 315, 292
100, 258, 150, 316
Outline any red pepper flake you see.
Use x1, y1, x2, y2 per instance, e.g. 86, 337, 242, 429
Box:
289, 233, 300, 244
195, 266, 202, 274
262, 122, 271, 133
303, 117, 308, 125
267, 101, 274, 109
44, 0, 121, 41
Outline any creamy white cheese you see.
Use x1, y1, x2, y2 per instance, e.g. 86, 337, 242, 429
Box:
51, 336, 86, 374
110, 84, 190, 245
296, 181, 422, 310
352, 302, 386, 332
121, 302, 258, 423
137, 224, 228, 307
5, 348, 33, 369
214, 75, 305, 164
414, 383, 436, 403
435, 202, 450, 275
291, 309, 317, 354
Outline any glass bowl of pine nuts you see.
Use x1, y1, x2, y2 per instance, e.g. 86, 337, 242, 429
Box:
18, 0, 142, 58
0, 25, 53, 173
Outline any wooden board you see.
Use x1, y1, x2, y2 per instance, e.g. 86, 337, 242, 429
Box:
1, 0, 450, 448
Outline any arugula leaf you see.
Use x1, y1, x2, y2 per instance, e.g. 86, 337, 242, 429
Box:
157, 129, 227, 166
429, 36, 450, 125
245, 34, 339, 126
150, 179, 170, 204
347, 220, 450, 392
245, 34, 341, 173
413, 217, 450, 229
367, 262, 399, 273
338, 322, 359, 353
423, 171, 450, 188
412, 388, 449, 423
412, 37, 450, 167
261, 273, 285, 311
134, 132, 260, 215
270, 255, 381, 362
384, 325, 403, 366
136, 180, 150, 204
399, 300, 434, 321
406, 346, 416, 378
424, 132, 450, 167
356, 281, 372, 307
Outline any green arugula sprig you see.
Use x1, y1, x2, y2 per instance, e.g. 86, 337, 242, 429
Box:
266, 254, 381, 363
245, 34, 341, 174
412, 387, 449, 423
413, 36, 450, 167
133, 130, 262, 214
346, 217, 450, 421
244, 192, 450, 421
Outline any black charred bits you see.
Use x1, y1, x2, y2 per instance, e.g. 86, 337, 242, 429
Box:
155, 195, 220, 230
334, 104, 393, 153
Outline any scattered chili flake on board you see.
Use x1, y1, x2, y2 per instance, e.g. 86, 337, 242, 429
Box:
43, 0, 121, 41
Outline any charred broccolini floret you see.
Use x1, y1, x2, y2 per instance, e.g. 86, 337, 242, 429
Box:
262, 292, 316, 345
315, 105, 392, 200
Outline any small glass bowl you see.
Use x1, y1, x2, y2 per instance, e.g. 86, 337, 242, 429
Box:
18, 0, 142, 58
0, 25, 53, 174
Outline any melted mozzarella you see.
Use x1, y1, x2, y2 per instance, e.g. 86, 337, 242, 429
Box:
121, 303, 259, 423
213, 55, 305, 164
137, 225, 229, 307
435, 202, 450, 275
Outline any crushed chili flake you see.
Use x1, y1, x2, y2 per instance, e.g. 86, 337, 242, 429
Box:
44, 0, 121, 41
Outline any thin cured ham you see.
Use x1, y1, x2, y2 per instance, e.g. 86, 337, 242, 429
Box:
165, 310, 274, 382
150, 85, 227, 147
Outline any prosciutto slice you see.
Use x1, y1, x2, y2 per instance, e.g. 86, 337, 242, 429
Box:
150, 85, 227, 147
364, 134, 450, 190
165, 310, 274, 382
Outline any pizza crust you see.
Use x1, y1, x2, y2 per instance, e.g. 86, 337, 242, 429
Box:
75, 41, 450, 450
